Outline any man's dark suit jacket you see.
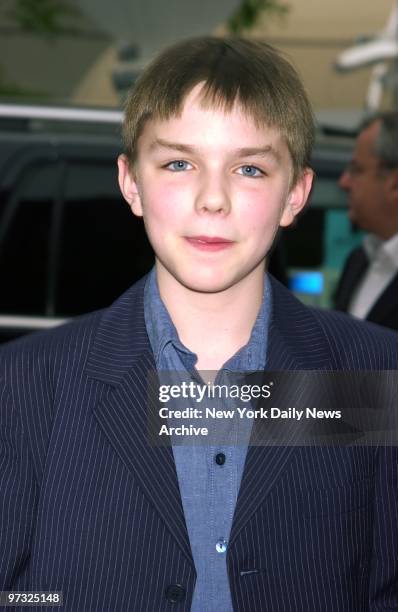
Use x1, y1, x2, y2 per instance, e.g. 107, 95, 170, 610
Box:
1, 275, 398, 611
334, 245, 398, 332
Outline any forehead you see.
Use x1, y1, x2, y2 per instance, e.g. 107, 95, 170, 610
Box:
138, 83, 289, 159
355, 121, 380, 160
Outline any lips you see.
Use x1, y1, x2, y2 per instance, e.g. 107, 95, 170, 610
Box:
185, 235, 234, 251
188, 235, 233, 244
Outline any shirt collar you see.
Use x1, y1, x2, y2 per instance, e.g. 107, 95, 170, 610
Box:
363, 232, 398, 267
143, 268, 190, 365
144, 267, 270, 372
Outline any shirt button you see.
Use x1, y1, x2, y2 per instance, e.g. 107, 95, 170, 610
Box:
165, 584, 186, 603
216, 538, 228, 553
215, 452, 226, 465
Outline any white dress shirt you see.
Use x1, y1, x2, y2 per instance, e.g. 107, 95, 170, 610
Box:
348, 232, 398, 319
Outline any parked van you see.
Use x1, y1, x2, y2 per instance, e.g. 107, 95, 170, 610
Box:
0, 103, 356, 343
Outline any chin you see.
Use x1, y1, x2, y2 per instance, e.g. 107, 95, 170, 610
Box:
176, 268, 242, 294
180, 277, 234, 294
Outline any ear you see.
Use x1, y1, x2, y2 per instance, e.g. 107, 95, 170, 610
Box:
279, 168, 314, 228
117, 154, 143, 217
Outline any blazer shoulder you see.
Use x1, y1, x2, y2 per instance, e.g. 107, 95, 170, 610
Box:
269, 274, 398, 369
0, 309, 104, 390
0, 274, 149, 387
1, 308, 103, 356
309, 306, 398, 368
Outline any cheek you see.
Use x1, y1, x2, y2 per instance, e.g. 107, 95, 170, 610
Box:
141, 185, 183, 226
242, 196, 284, 233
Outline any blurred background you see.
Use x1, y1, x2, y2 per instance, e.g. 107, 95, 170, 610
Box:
1, 0, 396, 110
1, 0, 398, 341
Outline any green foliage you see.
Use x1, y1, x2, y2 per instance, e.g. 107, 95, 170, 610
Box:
228, 0, 290, 35
9, 0, 80, 36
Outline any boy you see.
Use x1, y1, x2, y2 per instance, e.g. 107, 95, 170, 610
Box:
1, 37, 397, 611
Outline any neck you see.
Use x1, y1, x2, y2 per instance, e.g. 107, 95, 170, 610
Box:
156, 265, 265, 370
376, 227, 398, 241
372, 215, 398, 240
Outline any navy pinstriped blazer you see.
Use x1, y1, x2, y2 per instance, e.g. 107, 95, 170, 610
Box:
1, 275, 398, 611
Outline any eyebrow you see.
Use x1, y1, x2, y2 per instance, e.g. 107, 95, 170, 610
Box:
148, 138, 281, 162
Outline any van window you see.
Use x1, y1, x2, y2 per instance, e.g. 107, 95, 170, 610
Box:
55, 162, 154, 316
0, 162, 58, 315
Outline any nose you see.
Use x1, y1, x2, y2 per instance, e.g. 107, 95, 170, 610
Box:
194, 170, 231, 215
339, 168, 351, 191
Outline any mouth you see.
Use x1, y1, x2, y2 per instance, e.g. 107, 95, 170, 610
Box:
185, 235, 235, 251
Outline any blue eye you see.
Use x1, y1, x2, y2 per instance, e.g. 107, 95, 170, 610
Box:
166, 160, 192, 171
238, 165, 263, 177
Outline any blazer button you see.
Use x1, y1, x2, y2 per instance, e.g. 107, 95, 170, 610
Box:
165, 584, 186, 603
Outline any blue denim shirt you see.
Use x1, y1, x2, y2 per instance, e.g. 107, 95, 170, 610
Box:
144, 269, 270, 611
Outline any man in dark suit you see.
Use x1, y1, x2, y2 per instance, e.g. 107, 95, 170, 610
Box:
334, 112, 398, 331
1, 37, 397, 611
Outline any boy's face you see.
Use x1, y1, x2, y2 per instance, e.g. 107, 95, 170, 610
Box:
118, 84, 313, 295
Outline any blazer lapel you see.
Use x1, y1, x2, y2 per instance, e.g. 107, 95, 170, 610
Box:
83, 274, 339, 558
85, 277, 192, 563
230, 276, 334, 546
367, 273, 398, 326
334, 246, 369, 311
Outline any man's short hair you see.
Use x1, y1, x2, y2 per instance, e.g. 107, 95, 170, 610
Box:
361, 111, 398, 170
122, 36, 314, 184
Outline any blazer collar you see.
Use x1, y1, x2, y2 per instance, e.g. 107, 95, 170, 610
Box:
85, 275, 152, 385
85, 274, 334, 382
266, 275, 335, 371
